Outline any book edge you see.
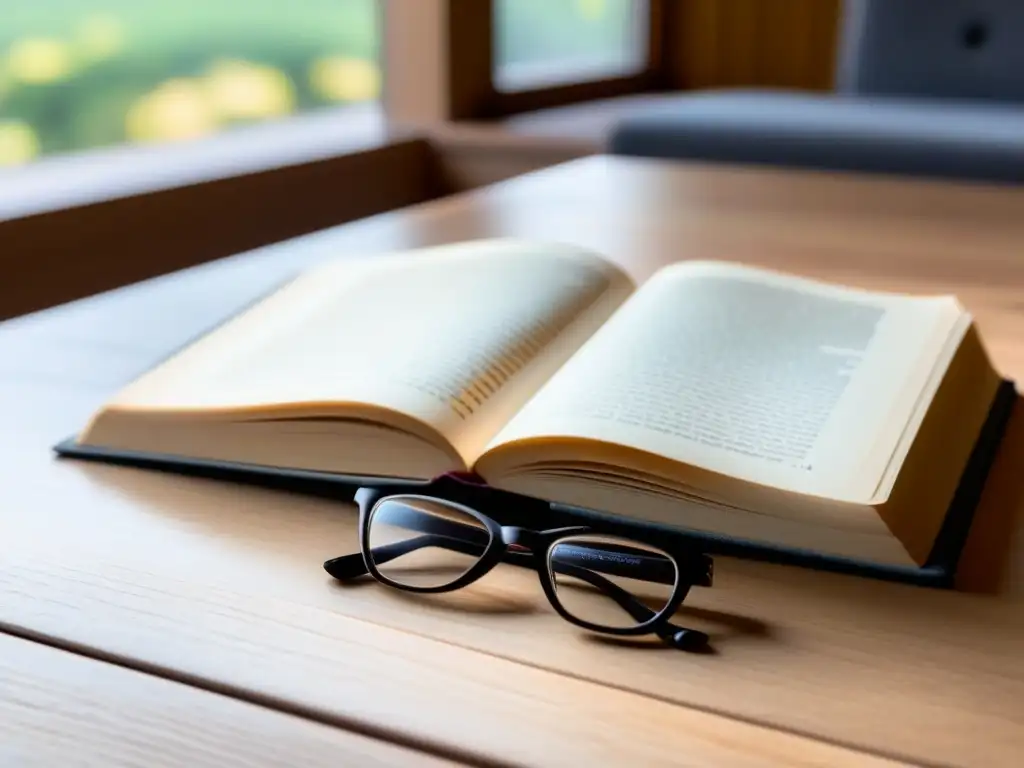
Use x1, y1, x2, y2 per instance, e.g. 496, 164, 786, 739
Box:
52, 378, 1016, 589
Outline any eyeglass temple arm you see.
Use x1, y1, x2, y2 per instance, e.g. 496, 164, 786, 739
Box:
547, 559, 662, 621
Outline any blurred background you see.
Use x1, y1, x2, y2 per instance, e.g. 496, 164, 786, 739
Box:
0, 0, 637, 165
13, 0, 1018, 323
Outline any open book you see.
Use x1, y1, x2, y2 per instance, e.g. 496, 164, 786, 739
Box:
73, 239, 1004, 568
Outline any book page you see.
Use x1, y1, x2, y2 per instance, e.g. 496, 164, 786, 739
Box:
481, 261, 961, 502
101, 239, 635, 466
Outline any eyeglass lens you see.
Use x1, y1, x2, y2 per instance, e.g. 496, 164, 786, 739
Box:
367, 496, 490, 588
547, 535, 678, 630
367, 496, 681, 632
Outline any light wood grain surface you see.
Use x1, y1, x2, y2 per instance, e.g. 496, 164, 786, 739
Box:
0, 632, 460, 767
4, 156, 1024, 767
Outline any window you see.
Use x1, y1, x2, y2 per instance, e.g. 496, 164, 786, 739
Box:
0, 0, 379, 166
494, 0, 649, 92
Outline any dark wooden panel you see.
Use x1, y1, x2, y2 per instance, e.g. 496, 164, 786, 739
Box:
0, 139, 437, 320
448, 0, 497, 119
666, 0, 841, 91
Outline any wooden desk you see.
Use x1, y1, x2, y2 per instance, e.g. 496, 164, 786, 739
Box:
3, 156, 1024, 767
0, 633, 452, 767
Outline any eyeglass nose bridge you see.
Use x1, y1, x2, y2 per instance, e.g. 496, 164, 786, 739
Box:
500, 525, 592, 552
499, 526, 537, 551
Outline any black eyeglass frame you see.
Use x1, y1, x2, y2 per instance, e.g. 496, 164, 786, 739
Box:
324, 473, 714, 650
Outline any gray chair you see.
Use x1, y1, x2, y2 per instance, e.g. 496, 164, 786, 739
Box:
836, 0, 1024, 101
609, 0, 1024, 183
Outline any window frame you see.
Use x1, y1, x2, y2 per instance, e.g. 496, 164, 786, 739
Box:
384, 0, 669, 121
381, 0, 841, 122
488, 0, 669, 115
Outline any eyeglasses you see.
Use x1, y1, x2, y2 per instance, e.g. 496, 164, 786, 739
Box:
323, 475, 714, 651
